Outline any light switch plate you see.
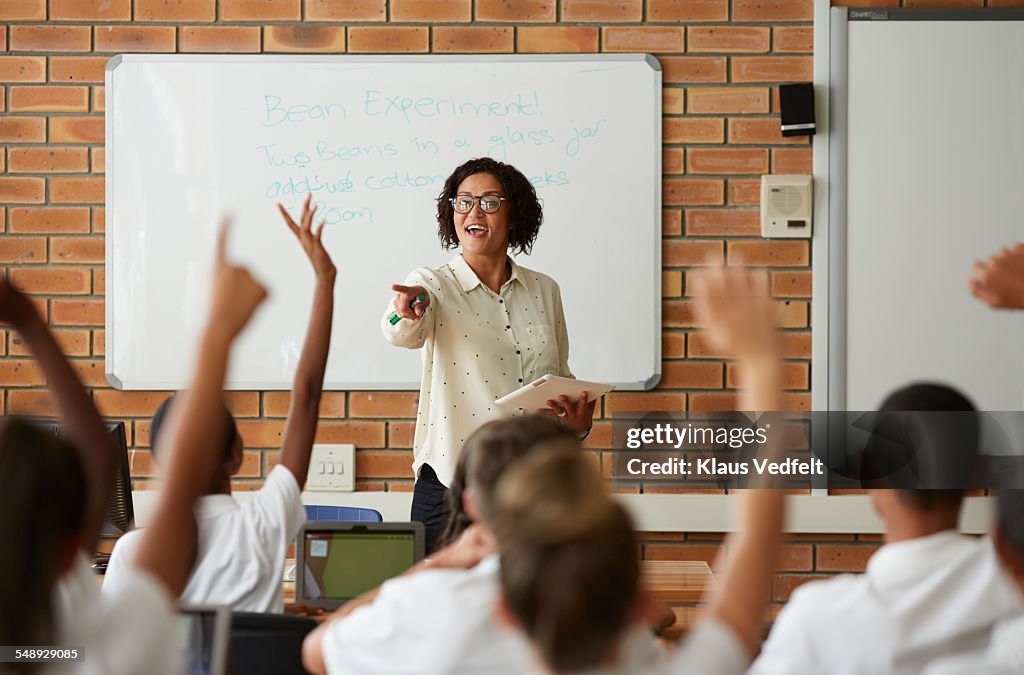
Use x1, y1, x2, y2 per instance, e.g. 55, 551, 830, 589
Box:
306, 443, 355, 492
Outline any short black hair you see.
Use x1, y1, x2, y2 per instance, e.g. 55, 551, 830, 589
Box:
861, 383, 978, 511
435, 157, 543, 255
150, 395, 238, 463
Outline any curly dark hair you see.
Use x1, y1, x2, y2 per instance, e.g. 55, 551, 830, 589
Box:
435, 157, 544, 255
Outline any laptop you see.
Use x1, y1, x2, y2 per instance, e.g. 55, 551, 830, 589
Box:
178, 605, 231, 675
296, 522, 425, 610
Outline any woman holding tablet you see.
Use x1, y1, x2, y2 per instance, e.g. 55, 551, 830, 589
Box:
383, 157, 594, 552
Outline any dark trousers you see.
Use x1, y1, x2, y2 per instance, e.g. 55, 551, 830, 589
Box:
411, 464, 451, 555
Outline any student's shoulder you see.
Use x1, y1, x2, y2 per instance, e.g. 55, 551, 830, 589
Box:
512, 261, 560, 293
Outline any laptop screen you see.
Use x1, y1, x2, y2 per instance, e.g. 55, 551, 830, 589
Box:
301, 526, 420, 602
177, 606, 230, 675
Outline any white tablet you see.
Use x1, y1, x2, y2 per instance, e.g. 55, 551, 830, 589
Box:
494, 374, 614, 410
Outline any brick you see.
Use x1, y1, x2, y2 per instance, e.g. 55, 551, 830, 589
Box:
476, 0, 555, 21
92, 207, 105, 232
0, 57, 47, 82
663, 178, 723, 206
0, 178, 45, 204
773, 147, 812, 174
92, 390, 171, 417
0, 237, 46, 262
349, 392, 419, 418
70, 359, 108, 387
347, 27, 428, 53
51, 56, 107, 83
181, 27, 260, 53
220, 391, 259, 418
0, 117, 46, 142
648, 0, 727, 20
686, 269, 768, 297
519, 27, 599, 53
0, 359, 47, 386
661, 57, 727, 84
50, 176, 105, 204
315, 421, 387, 447
688, 26, 769, 53
663, 240, 723, 267
605, 392, 685, 416
9, 267, 90, 294
663, 148, 683, 174
663, 88, 684, 114
52, 298, 104, 325
356, 450, 413, 478
49, 116, 104, 143
727, 240, 807, 267
663, 332, 685, 358
10, 328, 91, 357
8, 390, 57, 415
391, 0, 471, 20
135, 0, 215, 21
222, 0, 300, 20
0, 86, 5, 113
644, 543, 720, 564
0, 0, 46, 19
773, 574, 830, 602
0, 27, 5, 51
687, 148, 768, 175
93, 268, 104, 294
262, 391, 346, 418
603, 26, 683, 52
771, 270, 811, 297
663, 269, 682, 296
727, 361, 808, 390
93, 329, 104, 354
388, 421, 414, 447
816, 544, 879, 572
92, 87, 105, 113
773, 26, 812, 53
685, 209, 760, 237
657, 361, 722, 389
91, 147, 104, 173
51, 0, 131, 19
663, 117, 723, 144
733, 0, 812, 21
732, 56, 813, 84
306, 0, 385, 20
10, 86, 89, 112
264, 26, 345, 53
774, 300, 808, 328
50, 236, 104, 263
95, 26, 176, 53
728, 178, 760, 206
10, 26, 91, 52
662, 209, 682, 236
563, 0, 642, 20
729, 118, 807, 144
688, 87, 769, 114
8, 147, 89, 173
432, 27, 513, 54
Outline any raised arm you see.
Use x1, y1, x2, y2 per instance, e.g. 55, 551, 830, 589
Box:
691, 263, 787, 656
0, 277, 114, 551
968, 242, 1024, 309
132, 221, 268, 596
277, 195, 336, 488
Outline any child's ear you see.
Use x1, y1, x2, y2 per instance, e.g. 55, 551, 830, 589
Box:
463, 489, 480, 522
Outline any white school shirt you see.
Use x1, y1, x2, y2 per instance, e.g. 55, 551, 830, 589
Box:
50, 551, 182, 675
104, 465, 306, 613
382, 254, 573, 486
748, 531, 1022, 675
320, 555, 667, 675
922, 613, 1024, 675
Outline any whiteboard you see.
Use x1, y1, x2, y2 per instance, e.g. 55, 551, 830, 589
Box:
815, 7, 1024, 412
105, 55, 661, 390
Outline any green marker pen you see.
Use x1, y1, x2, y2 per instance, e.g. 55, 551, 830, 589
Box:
389, 293, 427, 325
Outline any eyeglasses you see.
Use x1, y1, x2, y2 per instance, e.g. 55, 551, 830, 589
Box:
450, 194, 507, 214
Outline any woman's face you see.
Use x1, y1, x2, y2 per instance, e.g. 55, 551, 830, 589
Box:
453, 172, 511, 259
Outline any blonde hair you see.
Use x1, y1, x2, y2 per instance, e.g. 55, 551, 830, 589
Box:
492, 440, 638, 673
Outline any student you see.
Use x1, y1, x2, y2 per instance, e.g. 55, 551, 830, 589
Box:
490, 263, 790, 675
749, 384, 1022, 674
383, 157, 595, 552
0, 221, 267, 674
301, 415, 667, 675
969, 242, 1024, 309
104, 196, 335, 613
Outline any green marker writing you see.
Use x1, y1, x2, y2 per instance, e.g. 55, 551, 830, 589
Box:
389, 293, 427, 325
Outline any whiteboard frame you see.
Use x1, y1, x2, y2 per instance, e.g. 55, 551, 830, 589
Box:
104, 54, 662, 391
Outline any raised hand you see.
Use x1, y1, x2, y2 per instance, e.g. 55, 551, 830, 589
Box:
279, 195, 336, 281
691, 262, 777, 365
0, 273, 40, 328
390, 283, 430, 320
209, 218, 268, 340
969, 243, 1024, 310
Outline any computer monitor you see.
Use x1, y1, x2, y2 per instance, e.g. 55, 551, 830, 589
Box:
296, 522, 425, 610
26, 418, 134, 535
177, 605, 231, 675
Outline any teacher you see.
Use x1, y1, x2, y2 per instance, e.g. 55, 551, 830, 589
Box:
382, 157, 595, 552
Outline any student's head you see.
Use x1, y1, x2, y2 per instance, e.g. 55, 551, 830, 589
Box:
492, 442, 640, 674
994, 490, 1024, 592
862, 383, 978, 529
435, 158, 543, 257
151, 395, 242, 493
0, 417, 86, 665
438, 415, 577, 548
